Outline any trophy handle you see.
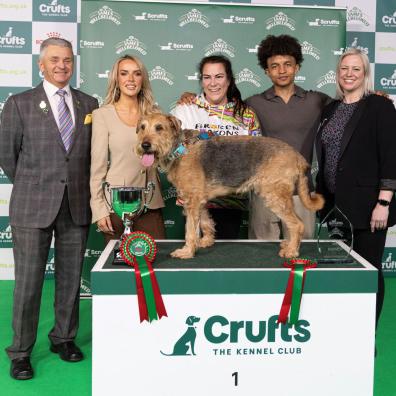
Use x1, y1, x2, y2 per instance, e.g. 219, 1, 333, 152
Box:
143, 181, 155, 211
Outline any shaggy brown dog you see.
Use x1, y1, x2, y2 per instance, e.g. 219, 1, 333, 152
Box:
136, 113, 324, 259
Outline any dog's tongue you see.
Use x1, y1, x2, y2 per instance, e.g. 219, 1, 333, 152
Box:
141, 153, 154, 167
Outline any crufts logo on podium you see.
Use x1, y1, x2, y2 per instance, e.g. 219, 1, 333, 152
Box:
0, 26, 26, 49
89, 5, 121, 25
266, 12, 296, 31
161, 315, 311, 357
204, 39, 235, 58
179, 9, 209, 28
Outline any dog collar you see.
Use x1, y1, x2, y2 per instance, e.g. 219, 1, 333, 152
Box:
167, 131, 218, 162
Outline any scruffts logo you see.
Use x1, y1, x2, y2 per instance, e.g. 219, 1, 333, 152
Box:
37, 0, 71, 17
161, 315, 311, 357
316, 70, 336, 88
266, 12, 296, 31
115, 35, 147, 55
161, 316, 201, 356
205, 39, 235, 58
133, 12, 168, 21
301, 41, 320, 60
179, 9, 209, 28
222, 15, 255, 24
0, 26, 26, 49
89, 6, 121, 25
347, 6, 370, 27
149, 66, 174, 85
236, 68, 261, 87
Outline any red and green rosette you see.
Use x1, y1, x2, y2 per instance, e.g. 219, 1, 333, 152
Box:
278, 258, 317, 325
119, 231, 167, 323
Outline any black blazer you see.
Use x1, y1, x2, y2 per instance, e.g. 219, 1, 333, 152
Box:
315, 94, 396, 229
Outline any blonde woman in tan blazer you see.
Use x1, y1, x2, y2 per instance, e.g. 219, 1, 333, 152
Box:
90, 55, 165, 244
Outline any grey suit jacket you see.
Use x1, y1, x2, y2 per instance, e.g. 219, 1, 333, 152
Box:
0, 82, 99, 228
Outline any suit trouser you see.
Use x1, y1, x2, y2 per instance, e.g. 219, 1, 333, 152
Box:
6, 190, 89, 360
248, 193, 316, 239
352, 228, 386, 328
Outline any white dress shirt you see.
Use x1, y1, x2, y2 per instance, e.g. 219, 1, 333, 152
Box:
43, 79, 76, 129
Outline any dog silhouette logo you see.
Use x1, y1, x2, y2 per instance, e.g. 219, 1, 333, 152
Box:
161, 316, 200, 356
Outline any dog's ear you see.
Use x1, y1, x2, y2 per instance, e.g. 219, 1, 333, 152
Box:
185, 316, 193, 325
136, 117, 144, 134
167, 115, 182, 134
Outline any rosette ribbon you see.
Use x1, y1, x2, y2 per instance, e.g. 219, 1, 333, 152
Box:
119, 231, 167, 323
278, 258, 317, 325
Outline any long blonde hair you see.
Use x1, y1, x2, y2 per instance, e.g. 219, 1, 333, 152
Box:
104, 54, 159, 115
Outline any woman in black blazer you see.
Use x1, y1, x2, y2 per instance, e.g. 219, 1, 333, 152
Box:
316, 48, 396, 326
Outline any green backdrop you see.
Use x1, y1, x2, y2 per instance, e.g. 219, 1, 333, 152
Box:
79, 0, 346, 294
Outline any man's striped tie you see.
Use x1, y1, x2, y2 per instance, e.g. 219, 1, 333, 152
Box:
57, 89, 74, 151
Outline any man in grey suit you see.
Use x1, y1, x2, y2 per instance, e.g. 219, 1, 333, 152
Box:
0, 38, 98, 380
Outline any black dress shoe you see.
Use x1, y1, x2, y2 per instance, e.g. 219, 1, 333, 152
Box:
10, 357, 33, 380
50, 341, 83, 362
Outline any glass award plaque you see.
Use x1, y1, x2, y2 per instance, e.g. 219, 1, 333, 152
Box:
316, 205, 354, 264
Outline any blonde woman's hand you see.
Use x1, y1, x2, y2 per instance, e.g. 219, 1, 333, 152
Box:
97, 216, 114, 234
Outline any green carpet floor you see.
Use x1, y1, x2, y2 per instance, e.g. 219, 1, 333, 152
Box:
0, 278, 395, 395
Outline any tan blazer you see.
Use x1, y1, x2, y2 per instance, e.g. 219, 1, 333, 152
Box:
90, 104, 164, 224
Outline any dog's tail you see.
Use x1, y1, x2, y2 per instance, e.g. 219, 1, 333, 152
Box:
296, 160, 325, 211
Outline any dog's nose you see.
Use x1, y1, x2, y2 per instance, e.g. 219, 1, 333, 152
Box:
141, 141, 151, 152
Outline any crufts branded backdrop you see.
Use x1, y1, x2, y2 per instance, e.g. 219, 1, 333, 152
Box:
0, 0, 395, 292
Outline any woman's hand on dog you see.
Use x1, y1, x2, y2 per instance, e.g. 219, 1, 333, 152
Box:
97, 216, 115, 234
178, 92, 196, 105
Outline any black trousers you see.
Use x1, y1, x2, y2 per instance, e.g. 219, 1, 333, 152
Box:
209, 208, 243, 239
352, 228, 387, 327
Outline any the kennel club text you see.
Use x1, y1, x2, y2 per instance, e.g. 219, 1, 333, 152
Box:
206, 314, 310, 356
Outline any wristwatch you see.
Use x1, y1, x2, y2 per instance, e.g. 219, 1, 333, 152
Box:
377, 199, 391, 207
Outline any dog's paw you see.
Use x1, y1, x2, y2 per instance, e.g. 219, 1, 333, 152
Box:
198, 236, 214, 248
171, 247, 195, 259
278, 246, 299, 259
280, 240, 289, 250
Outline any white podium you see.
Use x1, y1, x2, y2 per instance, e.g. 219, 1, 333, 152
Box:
92, 240, 377, 396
